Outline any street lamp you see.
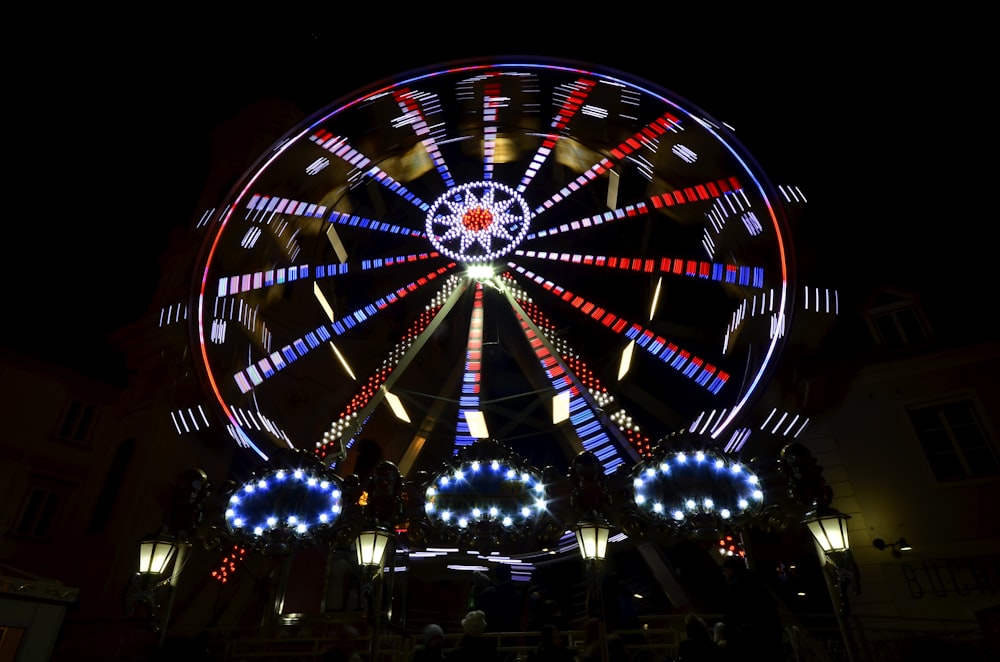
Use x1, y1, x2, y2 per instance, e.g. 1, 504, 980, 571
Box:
126, 469, 210, 652
575, 519, 610, 562
355, 527, 393, 569
803, 506, 851, 556
127, 526, 190, 646
802, 505, 858, 662
355, 526, 394, 662
138, 528, 181, 576
576, 518, 611, 662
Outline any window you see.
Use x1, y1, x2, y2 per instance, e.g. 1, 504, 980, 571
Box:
55, 398, 97, 443
0, 627, 26, 660
865, 289, 930, 349
11, 475, 77, 540
907, 400, 1000, 481
871, 306, 928, 347
16, 487, 61, 538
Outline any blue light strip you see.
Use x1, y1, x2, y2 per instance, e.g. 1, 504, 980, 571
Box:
233, 265, 455, 393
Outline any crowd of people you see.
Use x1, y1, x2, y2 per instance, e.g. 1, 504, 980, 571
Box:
339, 557, 786, 662
670, 556, 784, 661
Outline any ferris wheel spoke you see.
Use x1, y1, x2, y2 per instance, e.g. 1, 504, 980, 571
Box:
499, 272, 655, 459
501, 288, 638, 474
507, 262, 730, 395
511, 250, 764, 289
454, 283, 487, 452
308, 130, 431, 213
515, 77, 599, 194
327, 209, 429, 239
392, 87, 459, 191
317, 274, 470, 462
526, 110, 682, 217
327, 263, 458, 337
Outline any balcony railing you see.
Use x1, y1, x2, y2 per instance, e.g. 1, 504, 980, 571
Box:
223, 626, 681, 662
215, 612, 992, 662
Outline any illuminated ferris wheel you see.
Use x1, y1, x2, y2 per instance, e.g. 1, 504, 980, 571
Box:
188, 57, 801, 480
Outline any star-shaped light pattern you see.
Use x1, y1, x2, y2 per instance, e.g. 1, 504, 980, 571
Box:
630, 449, 764, 536
426, 181, 532, 263
424, 459, 547, 529
225, 467, 344, 539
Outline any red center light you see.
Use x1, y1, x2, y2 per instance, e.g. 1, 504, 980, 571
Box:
463, 208, 493, 231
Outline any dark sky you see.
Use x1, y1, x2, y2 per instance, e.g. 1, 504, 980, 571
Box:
8, 10, 987, 380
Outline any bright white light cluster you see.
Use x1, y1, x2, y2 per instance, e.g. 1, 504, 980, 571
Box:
225, 467, 343, 538
322, 411, 359, 449
424, 459, 546, 528
609, 407, 640, 432
631, 450, 763, 526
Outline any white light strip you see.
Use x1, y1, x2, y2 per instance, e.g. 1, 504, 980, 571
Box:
618, 340, 635, 380
553, 391, 570, 424
313, 282, 335, 322
383, 387, 411, 423
648, 277, 662, 320
329, 342, 357, 381
465, 410, 489, 438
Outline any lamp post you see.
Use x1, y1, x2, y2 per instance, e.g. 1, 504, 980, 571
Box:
351, 460, 405, 662
126, 469, 211, 652
128, 526, 189, 647
355, 526, 394, 662
576, 518, 610, 662
802, 505, 857, 662
776, 442, 860, 661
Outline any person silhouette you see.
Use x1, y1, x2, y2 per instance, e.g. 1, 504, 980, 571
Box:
475, 564, 523, 648
525, 623, 577, 662
676, 612, 720, 661
322, 624, 362, 662
527, 568, 566, 631
720, 557, 783, 659
411, 624, 446, 662
445, 610, 499, 662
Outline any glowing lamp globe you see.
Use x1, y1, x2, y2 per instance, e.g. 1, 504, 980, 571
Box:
804, 507, 851, 554
575, 520, 610, 561
138, 531, 179, 575
355, 528, 393, 567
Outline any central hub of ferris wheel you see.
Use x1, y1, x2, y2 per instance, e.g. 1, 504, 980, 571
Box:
425, 181, 533, 263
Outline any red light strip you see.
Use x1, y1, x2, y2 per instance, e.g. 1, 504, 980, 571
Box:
455, 285, 486, 451
393, 87, 457, 190
517, 77, 598, 193
509, 264, 727, 392
530, 110, 683, 215
527, 176, 741, 240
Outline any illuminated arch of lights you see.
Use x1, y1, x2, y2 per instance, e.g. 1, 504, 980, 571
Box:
424, 458, 548, 528
630, 448, 764, 537
225, 466, 345, 540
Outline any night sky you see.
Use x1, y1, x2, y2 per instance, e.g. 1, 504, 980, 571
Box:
7, 10, 988, 380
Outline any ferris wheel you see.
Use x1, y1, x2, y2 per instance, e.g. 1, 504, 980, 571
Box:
187, 57, 801, 482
